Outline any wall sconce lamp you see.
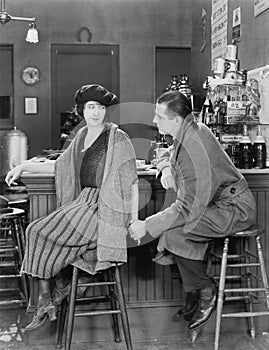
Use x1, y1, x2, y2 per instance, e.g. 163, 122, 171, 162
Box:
0, 0, 39, 43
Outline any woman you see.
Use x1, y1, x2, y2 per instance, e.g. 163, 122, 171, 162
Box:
5, 84, 138, 332
129, 90, 256, 330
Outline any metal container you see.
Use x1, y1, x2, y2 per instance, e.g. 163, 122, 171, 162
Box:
1, 126, 28, 174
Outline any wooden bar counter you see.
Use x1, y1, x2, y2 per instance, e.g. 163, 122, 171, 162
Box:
21, 169, 269, 344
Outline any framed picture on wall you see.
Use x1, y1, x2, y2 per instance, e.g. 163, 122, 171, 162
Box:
24, 97, 38, 114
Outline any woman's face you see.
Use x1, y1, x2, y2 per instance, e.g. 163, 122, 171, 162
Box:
83, 101, 106, 127
153, 102, 182, 137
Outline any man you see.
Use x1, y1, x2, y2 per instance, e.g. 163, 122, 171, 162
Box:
129, 90, 256, 330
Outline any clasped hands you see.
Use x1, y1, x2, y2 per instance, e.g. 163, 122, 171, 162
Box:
129, 219, 146, 245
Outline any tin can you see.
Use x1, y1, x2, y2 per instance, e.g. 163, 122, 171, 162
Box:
226, 45, 237, 60
214, 58, 225, 74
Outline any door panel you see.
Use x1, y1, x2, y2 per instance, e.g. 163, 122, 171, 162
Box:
51, 44, 119, 148
155, 47, 191, 99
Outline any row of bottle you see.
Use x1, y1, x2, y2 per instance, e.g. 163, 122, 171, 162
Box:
238, 125, 267, 169
164, 75, 192, 98
201, 91, 249, 125
199, 78, 259, 126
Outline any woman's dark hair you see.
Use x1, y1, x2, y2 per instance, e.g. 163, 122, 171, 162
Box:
157, 91, 192, 119
75, 104, 84, 119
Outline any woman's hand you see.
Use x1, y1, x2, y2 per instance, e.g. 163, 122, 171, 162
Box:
161, 167, 177, 191
5, 165, 24, 187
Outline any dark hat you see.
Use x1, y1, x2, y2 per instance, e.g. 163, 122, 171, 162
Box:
74, 84, 118, 107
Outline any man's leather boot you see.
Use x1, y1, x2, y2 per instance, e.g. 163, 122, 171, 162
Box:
188, 285, 217, 330
173, 290, 200, 322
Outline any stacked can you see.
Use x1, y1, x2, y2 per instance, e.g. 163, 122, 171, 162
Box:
213, 45, 247, 85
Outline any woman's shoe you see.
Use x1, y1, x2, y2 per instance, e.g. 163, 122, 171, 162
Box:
52, 283, 71, 306
24, 299, 57, 332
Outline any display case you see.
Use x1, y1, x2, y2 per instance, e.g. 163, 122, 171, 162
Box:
200, 79, 266, 169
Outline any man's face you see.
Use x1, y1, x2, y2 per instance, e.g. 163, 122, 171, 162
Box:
153, 102, 182, 137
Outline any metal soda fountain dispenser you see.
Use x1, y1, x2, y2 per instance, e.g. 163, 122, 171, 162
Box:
1, 126, 28, 175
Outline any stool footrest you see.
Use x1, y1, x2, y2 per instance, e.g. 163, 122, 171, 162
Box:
75, 310, 121, 317
0, 262, 16, 268
0, 247, 18, 253
78, 281, 116, 287
0, 274, 20, 279
225, 296, 249, 301
227, 263, 260, 268
222, 311, 269, 318
0, 299, 26, 307
76, 296, 109, 303
214, 274, 243, 280
0, 288, 19, 293
227, 254, 243, 259
224, 287, 266, 293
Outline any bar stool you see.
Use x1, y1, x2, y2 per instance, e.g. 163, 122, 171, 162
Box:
3, 192, 30, 228
208, 224, 269, 350
55, 263, 132, 350
0, 208, 28, 308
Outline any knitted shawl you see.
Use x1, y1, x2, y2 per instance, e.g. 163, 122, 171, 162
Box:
55, 123, 138, 271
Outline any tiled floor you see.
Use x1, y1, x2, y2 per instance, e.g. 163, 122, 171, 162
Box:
1, 308, 269, 350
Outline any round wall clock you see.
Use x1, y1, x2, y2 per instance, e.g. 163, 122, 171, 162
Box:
21, 66, 40, 85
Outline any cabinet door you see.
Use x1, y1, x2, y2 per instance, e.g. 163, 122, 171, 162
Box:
51, 44, 119, 148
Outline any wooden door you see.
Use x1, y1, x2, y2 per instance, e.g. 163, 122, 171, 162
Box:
51, 44, 119, 148
155, 47, 191, 99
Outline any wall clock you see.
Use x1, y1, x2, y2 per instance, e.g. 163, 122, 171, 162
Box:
21, 66, 40, 85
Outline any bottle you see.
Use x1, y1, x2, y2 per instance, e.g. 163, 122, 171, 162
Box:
201, 93, 214, 125
165, 75, 180, 92
253, 125, 266, 169
219, 95, 227, 125
155, 134, 169, 161
178, 74, 192, 98
239, 124, 253, 169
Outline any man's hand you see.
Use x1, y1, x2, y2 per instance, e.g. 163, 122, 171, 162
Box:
5, 165, 24, 187
129, 219, 146, 244
161, 167, 176, 191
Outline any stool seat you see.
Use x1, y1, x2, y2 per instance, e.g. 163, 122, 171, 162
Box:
0, 208, 26, 219
233, 224, 264, 237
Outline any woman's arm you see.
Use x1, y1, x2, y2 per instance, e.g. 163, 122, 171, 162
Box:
130, 183, 139, 221
5, 159, 55, 186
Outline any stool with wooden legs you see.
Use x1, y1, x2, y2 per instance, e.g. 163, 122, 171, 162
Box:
208, 224, 269, 350
0, 208, 28, 308
55, 262, 132, 350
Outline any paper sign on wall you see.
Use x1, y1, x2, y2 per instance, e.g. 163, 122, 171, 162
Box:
247, 65, 269, 124
232, 7, 241, 43
254, 0, 269, 17
211, 0, 228, 70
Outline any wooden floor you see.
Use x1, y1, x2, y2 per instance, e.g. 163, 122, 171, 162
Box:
1, 333, 269, 350
1, 308, 269, 350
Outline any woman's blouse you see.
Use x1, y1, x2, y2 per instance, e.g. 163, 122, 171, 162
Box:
80, 128, 109, 189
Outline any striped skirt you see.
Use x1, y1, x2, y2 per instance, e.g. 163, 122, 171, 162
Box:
21, 187, 99, 279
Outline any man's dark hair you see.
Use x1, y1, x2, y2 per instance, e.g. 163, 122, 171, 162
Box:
157, 91, 192, 119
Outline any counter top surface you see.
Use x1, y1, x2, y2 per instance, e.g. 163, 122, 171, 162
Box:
20, 168, 269, 178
